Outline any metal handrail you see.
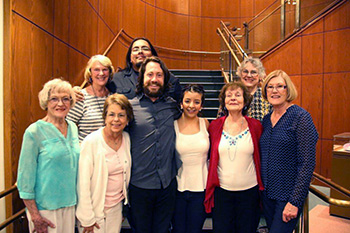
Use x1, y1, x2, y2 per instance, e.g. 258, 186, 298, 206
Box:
219, 21, 247, 59
216, 28, 241, 66
0, 183, 27, 231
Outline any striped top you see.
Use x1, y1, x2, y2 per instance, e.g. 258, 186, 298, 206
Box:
67, 88, 108, 142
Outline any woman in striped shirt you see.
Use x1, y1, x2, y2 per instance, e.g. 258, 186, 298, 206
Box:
67, 55, 115, 142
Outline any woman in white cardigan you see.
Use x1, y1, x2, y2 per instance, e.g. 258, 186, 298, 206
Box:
76, 94, 133, 233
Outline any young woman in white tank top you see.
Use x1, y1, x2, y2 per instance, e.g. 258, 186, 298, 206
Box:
172, 84, 210, 233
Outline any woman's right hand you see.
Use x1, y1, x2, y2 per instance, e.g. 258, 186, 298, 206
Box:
31, 215, 55, 233
82, 222, 100, 233
73, 86, 84, 102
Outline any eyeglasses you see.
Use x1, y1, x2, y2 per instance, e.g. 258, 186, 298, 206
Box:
242, 69, 258, 77
91, 68, 109, 74
107, 113, 127, 119
48, 97, 71, 105
131, 46, 151, 53
266, 85, 287, 92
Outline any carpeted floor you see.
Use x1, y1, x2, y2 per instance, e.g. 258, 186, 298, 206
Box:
309, 205, 350, 233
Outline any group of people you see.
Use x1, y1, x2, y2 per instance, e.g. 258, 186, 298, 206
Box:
16, 37, 318, 233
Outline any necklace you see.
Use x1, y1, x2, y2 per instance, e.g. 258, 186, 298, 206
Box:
222, 117, 246, 161
91, 85, 106, 114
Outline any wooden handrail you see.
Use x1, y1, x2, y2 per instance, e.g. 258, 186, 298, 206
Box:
216, 28, 241, 67
102, 28, 124, 56
312, 172, 350, 198
219, 21, 247, 59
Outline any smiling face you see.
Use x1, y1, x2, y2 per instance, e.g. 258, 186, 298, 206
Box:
47, 91, 72, 120
104, 103, 128, 136
240, 62, 260, 91
266, 75, 288, 107
90, 61, 110, 87
181, 91, 203, 118
224, 87, 244, 114
130, 39, 152, 71
143, 61, 165, 100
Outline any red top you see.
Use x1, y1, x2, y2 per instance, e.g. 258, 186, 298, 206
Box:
204, 115, 264, 213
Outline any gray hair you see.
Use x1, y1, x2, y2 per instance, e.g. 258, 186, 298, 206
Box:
237, 57, 266, 80
38, 78, 76, 110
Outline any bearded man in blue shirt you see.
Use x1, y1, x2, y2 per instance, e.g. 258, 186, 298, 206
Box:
127, 56, 181, 233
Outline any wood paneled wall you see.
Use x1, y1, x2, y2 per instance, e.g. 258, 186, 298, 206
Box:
261, 0, 350, 179
5, 0, 275, 230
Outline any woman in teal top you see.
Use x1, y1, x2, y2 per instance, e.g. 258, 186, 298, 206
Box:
17, 78, 80, 233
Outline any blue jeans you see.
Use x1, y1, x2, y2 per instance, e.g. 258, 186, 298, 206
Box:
172, 190, 207, 233
261, 191, 301, 233
129, 179, 177, 233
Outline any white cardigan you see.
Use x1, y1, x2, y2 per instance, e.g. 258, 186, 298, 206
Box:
76, 128, 131, 227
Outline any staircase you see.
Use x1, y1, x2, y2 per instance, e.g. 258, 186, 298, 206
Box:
171, 70, 225, 120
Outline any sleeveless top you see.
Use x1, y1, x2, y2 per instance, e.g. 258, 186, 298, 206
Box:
174, 118, 210, 192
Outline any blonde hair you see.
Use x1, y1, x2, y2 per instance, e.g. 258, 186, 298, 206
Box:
84, 55, 115, 83
38, 78, 76, 110
262, 70, 298, 102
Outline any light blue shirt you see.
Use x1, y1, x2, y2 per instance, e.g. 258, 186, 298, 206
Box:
17, 119, 80, 210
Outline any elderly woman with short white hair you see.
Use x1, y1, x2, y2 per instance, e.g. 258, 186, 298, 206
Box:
17, 78, 80, 233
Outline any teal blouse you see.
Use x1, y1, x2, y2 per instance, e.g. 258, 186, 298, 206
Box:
17, 120, 80, 210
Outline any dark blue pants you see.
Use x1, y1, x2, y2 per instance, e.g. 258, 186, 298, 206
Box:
212, 185, 259, 233
261, 191, 301, 233
129, 179, 177, 233
172, 190, 207, 233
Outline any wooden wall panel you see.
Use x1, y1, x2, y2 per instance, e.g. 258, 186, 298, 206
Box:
53, 40, 69, 78
201, 0, 240, 17
324, 0, 350, 31
155, 10, 189, 49
301, 34, 324, 74
241, 0, 254, 18
157, 0, 189, 14
99, 0, 121, 34
320, 139, 333, 178
324, 29, 350, 73
290, 75, 301, 106
255, 0, 277, 14
263, 37, 302, 75
69, 0, 98, 56
314, 140, 322, 174
301, 74, 323, 135
302, 19, 324, 35
189, 0, 201, 16
97, 20, 115, 54
121, 0, 145, 37
68, 50, 89, 86
145, 2, 156, 42
54, 0, 70, 42
322, 72, 350, 139
12, 0, 53, 33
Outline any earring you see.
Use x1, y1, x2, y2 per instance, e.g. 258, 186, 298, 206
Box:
89, 77, 92, 83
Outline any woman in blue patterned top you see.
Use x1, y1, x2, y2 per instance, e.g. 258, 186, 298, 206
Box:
260, 70, 318, 233
17, 78, 80, 233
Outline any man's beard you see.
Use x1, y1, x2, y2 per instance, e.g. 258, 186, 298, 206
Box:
144, 83, 164, 98
135, 61, 142, 69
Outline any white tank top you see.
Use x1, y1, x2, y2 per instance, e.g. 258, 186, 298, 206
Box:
174, 118, 210, 192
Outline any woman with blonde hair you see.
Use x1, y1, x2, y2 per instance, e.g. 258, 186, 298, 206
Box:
260, 70, 318, 233
67, 54, 115, 142
17, 78, 79, 233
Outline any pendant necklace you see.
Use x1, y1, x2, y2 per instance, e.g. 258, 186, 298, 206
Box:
222, 117, 244, 161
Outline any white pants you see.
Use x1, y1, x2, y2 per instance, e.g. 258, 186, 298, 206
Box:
27, 206, 75, 233
78, 202, 123, 233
